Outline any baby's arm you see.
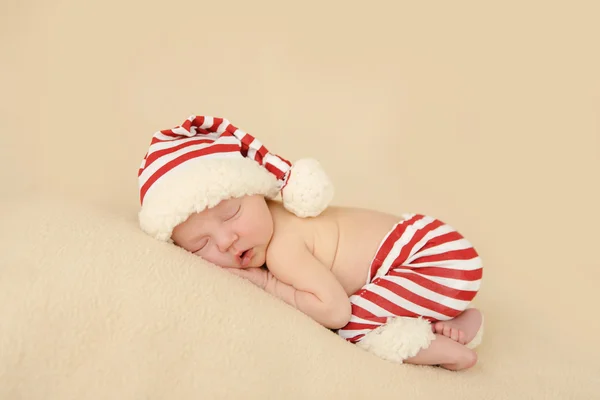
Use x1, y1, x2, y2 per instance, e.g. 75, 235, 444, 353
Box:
263, 233, 352, 329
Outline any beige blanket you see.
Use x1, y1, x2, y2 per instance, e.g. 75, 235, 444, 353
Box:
0, 193, 597, 399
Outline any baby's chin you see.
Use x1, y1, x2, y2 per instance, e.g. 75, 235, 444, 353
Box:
250, 249, 267, 268
222, 256, 262, 269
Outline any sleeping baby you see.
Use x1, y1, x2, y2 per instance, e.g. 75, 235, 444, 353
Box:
137, 115, 484, 371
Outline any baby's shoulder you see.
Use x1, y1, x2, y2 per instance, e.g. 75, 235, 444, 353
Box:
266, 226, 305, 256
265, 222, 313, 271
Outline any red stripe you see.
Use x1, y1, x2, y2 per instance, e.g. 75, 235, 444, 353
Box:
151, 127, 217, 145
388, 270, 478, 301
181, 119, 192, 131
191, 116, 205, 129
369, 215, 424, 281
410, 247, 479, 264
138, 152, 148, 178
159, 129, 180, 138
256, 144, 269, 160
348, 304, 389, 324
346, 333, 365, 343
144, 138, 221, 170
140, 144, 240, 203
265, 163, 285, 180
225, 123, 240, 136
240, 133, 254, 157
340, 321, 382, 331
186, 119, 220, 134
390, 218, 445, 270
211, 118, 224, 130
254, 144, 267, 164
418, 231, 464, 252
359, 290, 420, 319
401, 266, 483, 281
375, 278, 461, 318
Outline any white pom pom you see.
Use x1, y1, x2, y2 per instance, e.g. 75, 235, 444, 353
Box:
355, 317, 435, 363
281, 158, 334, 217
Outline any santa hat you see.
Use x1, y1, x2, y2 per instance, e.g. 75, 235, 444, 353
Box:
137, 115, 334, 242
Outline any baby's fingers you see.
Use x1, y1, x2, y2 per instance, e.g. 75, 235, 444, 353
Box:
224, 267, 247, 277
224, 267, 264, 286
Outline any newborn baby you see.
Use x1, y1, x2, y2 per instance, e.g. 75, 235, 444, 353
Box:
171, 195, 483, 371
137, 115, 483, 371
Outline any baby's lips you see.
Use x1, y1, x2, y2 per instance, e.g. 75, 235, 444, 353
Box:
241, 249, 254, 267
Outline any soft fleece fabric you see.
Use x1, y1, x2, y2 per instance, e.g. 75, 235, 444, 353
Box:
0, 194, 597, 399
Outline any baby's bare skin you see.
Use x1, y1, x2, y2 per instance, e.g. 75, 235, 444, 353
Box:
266, 199, 400, 296
173, 196, 482, 371
433, 308, 483, 345
266, 200, 481, 370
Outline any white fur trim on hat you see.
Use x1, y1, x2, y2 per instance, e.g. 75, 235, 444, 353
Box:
139, 156, 279, 242
137, 115, 334, 241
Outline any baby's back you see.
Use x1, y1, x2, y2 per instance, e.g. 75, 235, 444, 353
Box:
268, 201, 402, 296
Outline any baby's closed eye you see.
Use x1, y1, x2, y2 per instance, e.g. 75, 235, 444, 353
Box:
225, 204, 241, 221
193, 238, 209, 253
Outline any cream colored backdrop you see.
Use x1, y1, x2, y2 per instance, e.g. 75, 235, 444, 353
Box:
3, 0, 599, 374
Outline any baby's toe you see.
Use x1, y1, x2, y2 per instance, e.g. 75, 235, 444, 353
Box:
458, 330, 466, 344
450, 328, 460, 342
443, 325, 451, 338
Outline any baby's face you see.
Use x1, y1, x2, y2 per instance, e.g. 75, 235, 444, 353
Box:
171, 195, 273, 269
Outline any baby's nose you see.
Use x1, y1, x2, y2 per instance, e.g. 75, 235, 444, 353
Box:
217, 232, 238, 252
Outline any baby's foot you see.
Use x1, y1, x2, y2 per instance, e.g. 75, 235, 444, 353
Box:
440, 343, 478, 371
433, 308, 482, 345
404, 333, 478, 371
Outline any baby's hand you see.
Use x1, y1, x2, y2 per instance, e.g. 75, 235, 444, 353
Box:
225, 267, 268, 289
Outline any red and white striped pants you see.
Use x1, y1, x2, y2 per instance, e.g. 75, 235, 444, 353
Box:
337, 213, 483, 344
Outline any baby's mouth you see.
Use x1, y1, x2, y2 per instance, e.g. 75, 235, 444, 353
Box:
239, 248, 254, 267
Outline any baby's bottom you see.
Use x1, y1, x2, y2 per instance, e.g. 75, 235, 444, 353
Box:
338, 214, 484, 370
337, 213, 483, 344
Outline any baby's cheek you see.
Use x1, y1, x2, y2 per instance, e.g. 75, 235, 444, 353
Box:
206, 249, 233, 268
252, 220, 269, 238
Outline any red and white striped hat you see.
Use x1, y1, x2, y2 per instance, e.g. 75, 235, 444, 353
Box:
137, 115, 334, 241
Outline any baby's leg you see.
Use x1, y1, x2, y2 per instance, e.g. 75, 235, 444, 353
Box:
433, 308, 482, 345
404, 334, 478, 371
